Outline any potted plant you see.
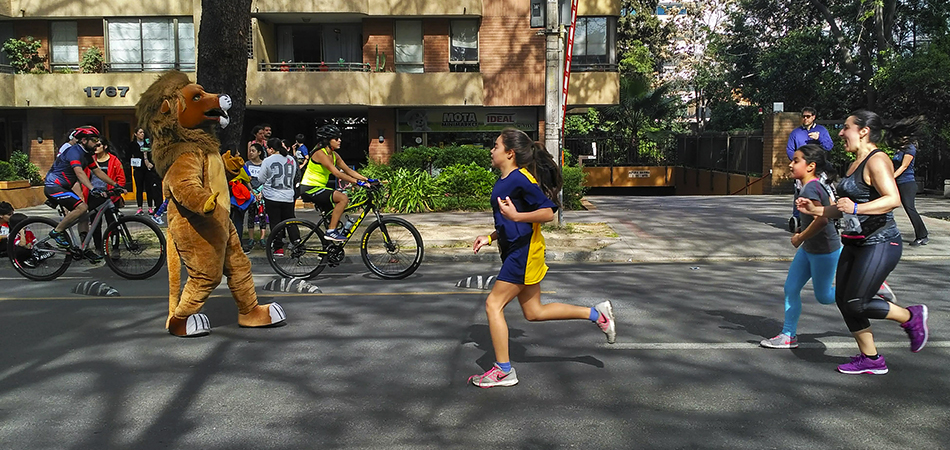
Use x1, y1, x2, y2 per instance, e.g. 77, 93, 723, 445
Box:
1, 36, 48, 74
80, 46, 104, 73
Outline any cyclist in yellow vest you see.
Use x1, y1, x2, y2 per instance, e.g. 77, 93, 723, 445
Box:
299, 125, 376, 241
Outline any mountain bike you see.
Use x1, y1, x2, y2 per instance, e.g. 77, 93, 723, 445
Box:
7, 188, 167, 281
265, 182, 424, 279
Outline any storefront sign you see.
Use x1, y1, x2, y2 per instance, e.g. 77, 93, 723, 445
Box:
83, 86, 130, 98
397, 108, 537, 132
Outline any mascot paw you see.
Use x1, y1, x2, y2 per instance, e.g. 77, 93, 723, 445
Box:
238, 303, 287, 328
222, 149, 245, 176
167, 314, 212, 337
203, 192, 219, 213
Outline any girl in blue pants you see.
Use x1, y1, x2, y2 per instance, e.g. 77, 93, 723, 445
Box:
762, 144, 841, 348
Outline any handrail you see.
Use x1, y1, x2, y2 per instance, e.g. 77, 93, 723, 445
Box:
258, 61, 371, 72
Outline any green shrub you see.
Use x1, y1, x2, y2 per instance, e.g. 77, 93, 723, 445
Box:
561, 165, 588, 210
80, 46, 104, 73
434, 145, 491, 169
2, 37, 46, 73
432, 196, 492, 211
0, 160, 18, 181
389, 146, 438, 172
10, 151, 42, 185
386, 168, 437, 213
434, 163, 497, 198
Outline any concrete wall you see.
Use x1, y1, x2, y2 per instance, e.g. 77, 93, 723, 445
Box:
10, 0, 197, 17
14, 72, 171, 107
577, 0, 621, 16
568, 72, 619, 106
251, 0, 481, 15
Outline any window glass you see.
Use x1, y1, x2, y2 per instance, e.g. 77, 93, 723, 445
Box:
394, 20, 423, 73
450, 20, 478, 62
108, 17, 195, 71
51, 21, 79, 65
177, 18, 196, 71
108, 19, 142, 70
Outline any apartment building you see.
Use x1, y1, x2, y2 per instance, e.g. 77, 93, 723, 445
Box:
0, 0, 619, 175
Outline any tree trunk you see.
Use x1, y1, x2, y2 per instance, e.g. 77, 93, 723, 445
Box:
197, 0, 252, 156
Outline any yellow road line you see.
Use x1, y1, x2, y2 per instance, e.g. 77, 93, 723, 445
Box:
0, 290, 557, 301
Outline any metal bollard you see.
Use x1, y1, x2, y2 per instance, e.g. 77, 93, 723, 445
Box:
944, 179, 950, 198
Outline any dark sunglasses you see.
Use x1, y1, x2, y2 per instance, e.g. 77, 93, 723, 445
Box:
802, 114, 814, 118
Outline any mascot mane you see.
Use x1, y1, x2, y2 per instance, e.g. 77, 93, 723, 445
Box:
135, 70, 222, 176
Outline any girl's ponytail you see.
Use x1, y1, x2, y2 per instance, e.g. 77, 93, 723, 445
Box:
884, 115, 926, 150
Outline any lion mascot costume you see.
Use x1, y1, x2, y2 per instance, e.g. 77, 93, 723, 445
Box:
135, 70, 286, 337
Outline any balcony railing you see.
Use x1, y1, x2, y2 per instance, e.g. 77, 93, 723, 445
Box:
258, 61, 371, 72
570, 63, 619, 72
104, 62, 197, 72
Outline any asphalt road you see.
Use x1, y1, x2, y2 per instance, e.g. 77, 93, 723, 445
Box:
0, 257, 947, 449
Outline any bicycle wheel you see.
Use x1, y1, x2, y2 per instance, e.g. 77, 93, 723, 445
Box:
7, 217, 71, 281
266, 219, 329, 279
102, 216, 166, 280
360, 217, 424, 280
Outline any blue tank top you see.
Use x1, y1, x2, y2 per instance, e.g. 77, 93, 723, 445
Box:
837, 149, 900, 246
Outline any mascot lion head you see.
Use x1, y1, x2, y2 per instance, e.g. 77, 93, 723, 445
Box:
135, 71, 233, 176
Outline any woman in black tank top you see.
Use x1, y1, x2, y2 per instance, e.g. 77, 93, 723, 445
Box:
797, 110, 929, 375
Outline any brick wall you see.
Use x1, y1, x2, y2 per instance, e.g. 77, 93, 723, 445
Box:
78, 19, 105, 68
480, 0, 544, 106
363, 18, 394, 72
368, 108, 395, 163
762, 112, 800, 194
424, 19, 449, 73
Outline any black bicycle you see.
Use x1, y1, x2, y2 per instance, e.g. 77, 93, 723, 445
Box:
7, 189, 166, 281
265, 182, 424, 279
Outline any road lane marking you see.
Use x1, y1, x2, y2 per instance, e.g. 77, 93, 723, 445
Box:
0, 291, 557, 301
604, 341, 950, 350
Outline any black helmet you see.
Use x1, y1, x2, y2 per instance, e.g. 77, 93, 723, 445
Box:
315, 125, 341, 143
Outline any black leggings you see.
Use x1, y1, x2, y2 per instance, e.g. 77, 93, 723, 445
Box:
264, 199, 299, 249
897, 181, 928, 240
133, 167, 150, 208
835, 236, 902, 332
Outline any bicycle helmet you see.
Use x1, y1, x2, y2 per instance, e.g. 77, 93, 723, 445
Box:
315, 125, 341, 143
72, 126, 100, 139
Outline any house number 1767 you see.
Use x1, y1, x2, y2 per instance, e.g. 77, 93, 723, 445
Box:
83, 86, 130, 98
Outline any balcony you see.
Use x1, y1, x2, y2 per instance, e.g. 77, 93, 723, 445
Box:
251, 0, 481, 16
258, 61, 370, 72
6, 0, 195, 17
10, 72, 190, 108
567, 71, 618, 106
246, 67, 483, 107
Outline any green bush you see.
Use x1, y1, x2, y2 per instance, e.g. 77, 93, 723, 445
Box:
432, 196, 492, 211
434, 145, 491, 169
389, 146, 438, 172
561, 165, 588, 210
10, 151, 42, 185
386, 168, 437, 213
434, 163, 497, 198
80, 46, 104, 73
2, 37, 46, 74
0, 160, 18, 181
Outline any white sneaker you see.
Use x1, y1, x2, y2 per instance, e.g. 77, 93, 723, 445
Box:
594, 301, 616, 344
760, 333, 798, 349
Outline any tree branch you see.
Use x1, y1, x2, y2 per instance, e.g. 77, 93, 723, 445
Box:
808, 0, 862, 76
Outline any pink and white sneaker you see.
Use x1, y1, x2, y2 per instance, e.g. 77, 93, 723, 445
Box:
468, 364, 518, 388
594, 300, 616, 344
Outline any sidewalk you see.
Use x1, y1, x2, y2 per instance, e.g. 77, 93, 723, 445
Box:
14, 194, 950, 264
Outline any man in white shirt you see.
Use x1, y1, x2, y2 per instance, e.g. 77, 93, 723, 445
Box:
57, 129, 78, 157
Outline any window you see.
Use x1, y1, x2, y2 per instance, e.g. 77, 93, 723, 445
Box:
50, 21, 79, 70
107, 17, 195, 72
571, 17, 617, 70
0, 23, 13, 72
450, 20, 478, 72
394, 20, 423, 73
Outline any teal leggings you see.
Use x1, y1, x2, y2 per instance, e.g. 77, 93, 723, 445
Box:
782, 247, 841, 336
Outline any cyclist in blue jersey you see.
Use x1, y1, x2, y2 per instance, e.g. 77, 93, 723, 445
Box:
44, 126, 123, 253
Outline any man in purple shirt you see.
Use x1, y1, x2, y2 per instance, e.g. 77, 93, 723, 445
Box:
786, 107, 833, 159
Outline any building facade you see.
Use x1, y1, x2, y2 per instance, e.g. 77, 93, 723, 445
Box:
0, 0, 619, 183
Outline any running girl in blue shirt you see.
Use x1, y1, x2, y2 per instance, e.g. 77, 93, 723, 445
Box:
468, 128, 616, 388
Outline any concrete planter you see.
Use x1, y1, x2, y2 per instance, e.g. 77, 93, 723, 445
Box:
0, 185, 46, 209
0, 179, 30, 189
